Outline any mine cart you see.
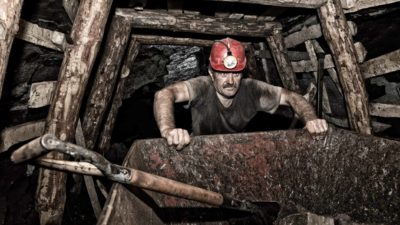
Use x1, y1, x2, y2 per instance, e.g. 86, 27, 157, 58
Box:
96, 127, 399, 225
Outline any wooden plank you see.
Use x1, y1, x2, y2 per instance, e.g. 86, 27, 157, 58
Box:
291, 54, 335, 72
81, 15, 131, 150
369, 103, 400, 118
62, 0, 79, 22
205, 0, 328, 8
0, 120, 46, 153
135, 34, 214, 46
285, 21, 357, 48
360, 49, 400, 79
116, 9, 282, 37
340, 0, 358, 9
318, 0, 372, 135
28, 81, 57, 108
36, 1, 113, 224
0, 0, 24, 100
16, 20, 66, 51
98, 38, 141, 154
267, 28, 300, 92
354, 41, 367, 63
344, 0, 400, 13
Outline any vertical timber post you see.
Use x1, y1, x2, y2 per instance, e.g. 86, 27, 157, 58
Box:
266, 27, 301, 92
0, 0, 24, 99
81, 15, 131, 150
318, 0, 372, 134
98, 38, 141, 154
36, 0, 113, 224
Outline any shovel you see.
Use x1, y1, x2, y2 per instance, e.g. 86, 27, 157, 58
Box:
11, 134, 279, 224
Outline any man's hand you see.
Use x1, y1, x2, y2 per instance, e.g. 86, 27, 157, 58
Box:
305, 119, 328, 134
161, 128, 191, 150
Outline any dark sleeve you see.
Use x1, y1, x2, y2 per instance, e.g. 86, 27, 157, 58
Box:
244, 79, 282, 114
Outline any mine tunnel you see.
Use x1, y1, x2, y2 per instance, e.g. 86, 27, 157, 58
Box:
0, 0, 399, 225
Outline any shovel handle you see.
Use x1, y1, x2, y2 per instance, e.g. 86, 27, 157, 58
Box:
128, 167, 224, 206
11, 136, 49, 163
11, 134, 225, 206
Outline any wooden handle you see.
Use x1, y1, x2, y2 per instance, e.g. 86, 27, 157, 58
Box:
11, 136, 47, 163
129, 168, 224, 206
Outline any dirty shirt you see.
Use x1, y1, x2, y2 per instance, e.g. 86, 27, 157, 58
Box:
184, 76, 282, 135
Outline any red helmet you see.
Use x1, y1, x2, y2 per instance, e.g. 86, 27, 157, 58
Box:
209, 38, 246, 72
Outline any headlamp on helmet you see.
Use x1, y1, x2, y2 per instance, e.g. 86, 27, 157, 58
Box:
209, 38, 246, 72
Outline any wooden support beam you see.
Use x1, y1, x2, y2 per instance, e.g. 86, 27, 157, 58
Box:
81, 15, 131, 150
290, 41, 365, 72
0, 120, 45, 153
369, 103, 400, 118
318, 0, 372, 135
360, 49, 400, 80
354, 41, 367, 63
28, 81, 57, 108
36, 1, 113, 224
340, 0, 358, 9
266, 28, 300, 92
284, 21, 357, 48
205, 0, 328, 8
344, 0, 400, 13
291, 54, 335, 72
16, 20, 66, 51
98, 38, 141, 154
116, 9, 281, 37
0, 0, 24, 100
62, 0, 79, 22
135, 34, 214, 46
207, 0, 400, 12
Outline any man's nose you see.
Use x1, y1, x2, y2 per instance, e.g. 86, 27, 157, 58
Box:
227, 74, 234, 84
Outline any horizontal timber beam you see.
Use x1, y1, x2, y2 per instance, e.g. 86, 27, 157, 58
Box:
116, 9, 281, 37
0, 120, 45, 153
134, 34, 215, 46
16, 20, 66, 51
205, 0, 327, 8
360, 49, 400, 79
369, 103, 400, 118
344, 0, 400, 13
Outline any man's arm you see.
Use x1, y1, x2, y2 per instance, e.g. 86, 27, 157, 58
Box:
280, 89, 328, 134
153, 82, 191, 150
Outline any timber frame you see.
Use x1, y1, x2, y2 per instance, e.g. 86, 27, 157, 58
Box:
81, 8, 301, 157
6, 0, 400, 224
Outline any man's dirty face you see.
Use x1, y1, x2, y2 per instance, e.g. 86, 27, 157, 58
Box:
211, 71, 242, 98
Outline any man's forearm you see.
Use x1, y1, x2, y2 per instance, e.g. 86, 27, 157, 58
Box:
153, 89, 176, 135
285, 90, 318, 123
